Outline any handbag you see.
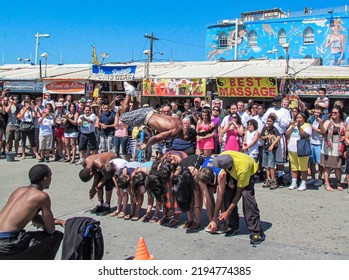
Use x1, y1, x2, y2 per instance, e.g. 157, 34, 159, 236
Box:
19, 122, 34, 132
297, 137, 311, 157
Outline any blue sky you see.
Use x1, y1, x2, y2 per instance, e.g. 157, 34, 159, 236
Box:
0, 0, 347, 65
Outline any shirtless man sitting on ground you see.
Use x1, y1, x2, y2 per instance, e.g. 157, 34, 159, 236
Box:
0, 164, 65, 260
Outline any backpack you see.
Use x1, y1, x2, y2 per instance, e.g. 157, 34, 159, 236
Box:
61, 217, 104, 260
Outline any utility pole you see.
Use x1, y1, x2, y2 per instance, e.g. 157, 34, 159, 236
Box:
144, 33, 159, 62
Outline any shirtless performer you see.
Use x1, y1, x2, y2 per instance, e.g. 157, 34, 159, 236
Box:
0, 164, 64, 260
119, 82, 187, 150
78, 151, 119, 215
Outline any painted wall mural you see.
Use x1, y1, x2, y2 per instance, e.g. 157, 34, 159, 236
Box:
206, 13, 348, 66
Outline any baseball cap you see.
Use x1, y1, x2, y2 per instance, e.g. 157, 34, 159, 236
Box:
194, 98, 201, 103
80, 98, 87, 103
211, 155, 233, 169
203, 104, 211, 109
56, 102, 63, 107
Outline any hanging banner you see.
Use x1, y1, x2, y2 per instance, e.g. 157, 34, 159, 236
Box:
90, 65, 137, 81
142, 78, 206, 96
43, 81, 85, 95
4, 81, 44, 93
216, 77, 277, 97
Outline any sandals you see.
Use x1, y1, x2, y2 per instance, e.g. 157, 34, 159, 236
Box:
140, 214, 151, 222
324, 183, 334, 192
110, 210, 120, 217
164, 218, 180, 228
149, 216, 160, 223
124, 214, 133, 220
117, 211, 126, 219
131, 216, 140, 221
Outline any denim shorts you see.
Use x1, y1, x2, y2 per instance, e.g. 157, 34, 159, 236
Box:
262, 149, 276, 168
309, 144, 321, 164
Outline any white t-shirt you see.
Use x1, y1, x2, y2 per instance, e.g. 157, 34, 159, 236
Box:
78, 113, 97, 134
109, 158, 128, 175
263, 107, 291, 134
245, 130, 259, 158
39, 116, 54, 136
288, 123, 312, 152
310, 119, 322, 145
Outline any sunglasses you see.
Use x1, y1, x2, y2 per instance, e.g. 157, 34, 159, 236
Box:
213, 109, 219, 111
232, 116, 238, 119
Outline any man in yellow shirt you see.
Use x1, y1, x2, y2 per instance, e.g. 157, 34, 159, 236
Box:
212, 151, 265, 245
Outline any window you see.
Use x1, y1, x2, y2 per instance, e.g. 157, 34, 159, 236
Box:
248, 30, 257, 46
219, 32, 228, 48
278, 28, 286, 45
303, 27, 314, 44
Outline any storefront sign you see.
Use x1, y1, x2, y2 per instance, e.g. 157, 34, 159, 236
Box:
4, 81, 44, 93
289, 79, 349, 95
143, 78, 206, 96
43, 81, 85, 95
90, 65, 136, 81
216, 77, 277, 97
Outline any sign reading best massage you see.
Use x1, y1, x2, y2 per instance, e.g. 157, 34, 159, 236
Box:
216, 77, 277, 98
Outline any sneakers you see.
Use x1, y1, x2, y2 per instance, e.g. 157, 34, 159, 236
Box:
262, 179, 271, 188
216, 221, 228, 234
45, 157, 49, 163
97, 206, 111, 216
250, 233, 265, 245
225, 228, 239, 237
90, 205, 103, 214
123, 82, 137, 97
75, 158, 84, 165
269, 180, 278, 190
298, 184, 307, 191
288, 182, 298, 190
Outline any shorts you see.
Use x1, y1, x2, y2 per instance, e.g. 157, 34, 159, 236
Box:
39, 135, 53, 150
309, 144, 321, 165
262, 149, 276, 169
120, 107, 154, 127
289, 151, 309, 172
64, 132, 78, 138
99, 135, 114, 152
54, 128, 65, 138
79, 132, 97, 151
95, 171, 115, 191
5, 124, 19, 143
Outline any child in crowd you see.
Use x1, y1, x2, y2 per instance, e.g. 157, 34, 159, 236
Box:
260, 115, 280, 190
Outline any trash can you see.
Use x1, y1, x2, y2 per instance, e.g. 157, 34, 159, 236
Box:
5, 152, 16, 162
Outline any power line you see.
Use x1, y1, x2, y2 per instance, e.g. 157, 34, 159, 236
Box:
160, 37, 205, 48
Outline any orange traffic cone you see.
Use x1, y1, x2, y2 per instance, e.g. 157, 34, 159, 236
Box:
134, 237, 154, 260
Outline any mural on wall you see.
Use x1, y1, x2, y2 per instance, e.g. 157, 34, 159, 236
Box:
143, 78, 206, 96
207, 24, 248, 61
206, 13, 348, 66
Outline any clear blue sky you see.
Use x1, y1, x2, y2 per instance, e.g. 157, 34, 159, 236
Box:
0, 0, 347, 65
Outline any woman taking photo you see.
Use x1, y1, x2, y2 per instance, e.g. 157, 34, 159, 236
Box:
319, 105, 346, 191
196, 109, 215, 156
63, 103, 79, 163
211, 106, 221, 154
221, 113, 244, 152
17, 100, 37, 159
285, 112, 312, 191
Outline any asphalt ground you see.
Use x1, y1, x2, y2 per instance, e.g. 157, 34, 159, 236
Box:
1, 155, 349, 260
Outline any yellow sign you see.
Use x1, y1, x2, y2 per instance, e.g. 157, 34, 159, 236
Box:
216, 77, 278, 98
